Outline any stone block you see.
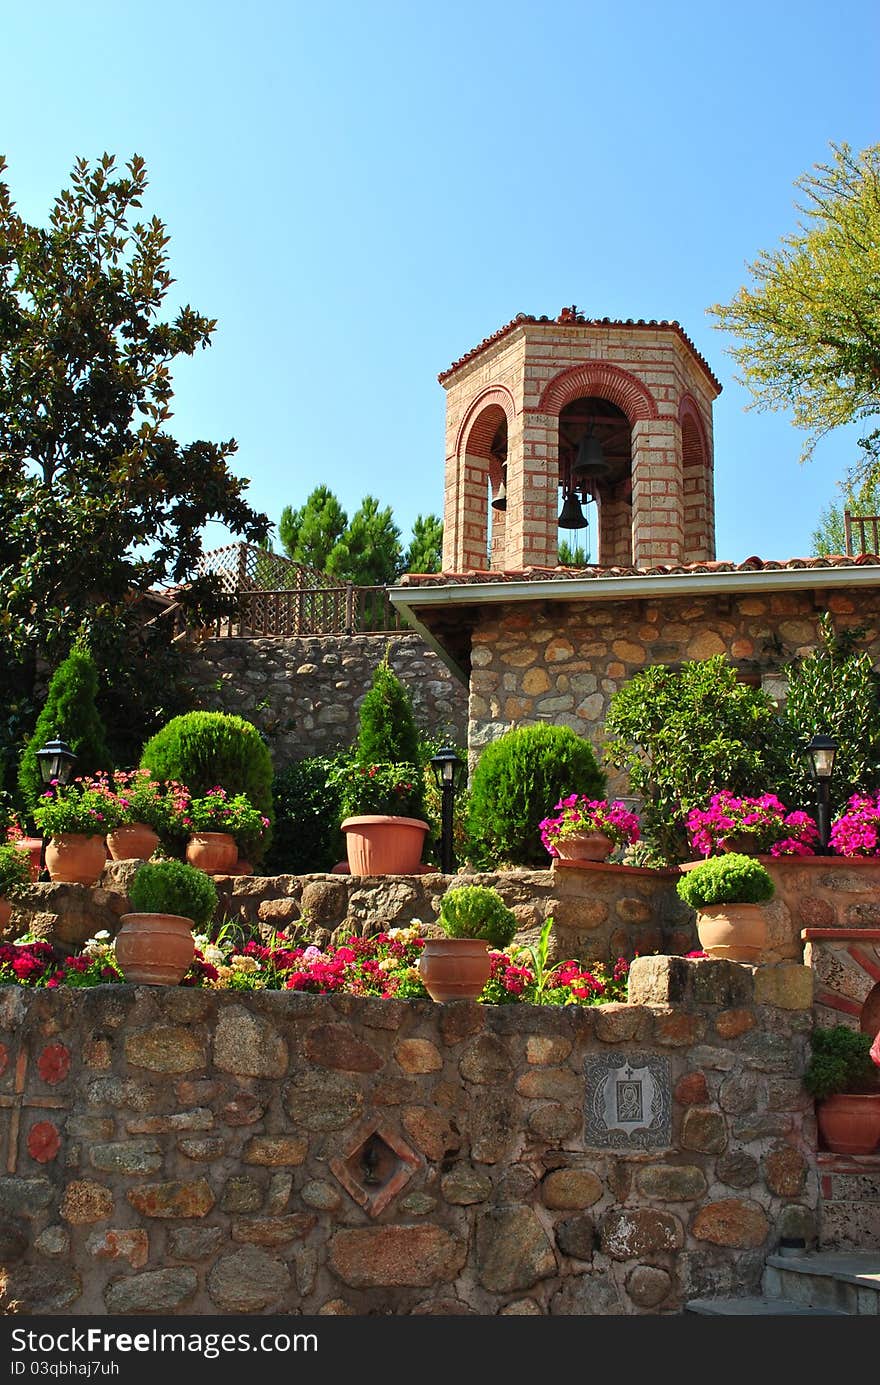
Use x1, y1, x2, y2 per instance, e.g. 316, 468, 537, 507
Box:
601, 1208, 683, 1259
124, 1025, 207, 1073
212, 1004, 288, 1078
691, 1199, 770, 1248
127, 1179, 214, 1219
476, 1208, 556, 1292
208, 1245, 291, 1312
329, 1226, 467, 1288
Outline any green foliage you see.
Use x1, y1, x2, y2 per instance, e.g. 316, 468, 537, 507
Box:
19, 648, 112, 813
0, 154, 268, 769
264, 756, 346, 874
676, 853, 775, 910
357, 650, 421, 766
139, 712, 274, 859
557, 537, 590, 566
279, 486, 348, 572
332, 762, 425, 821
0, 842, 30, 898
466, 724, 606, 868
326, 496, 402, 585
438, 885, 518, 948
710, 142, 880, 477
605, 655, 786, 863
804, 1025, 880, 1099
404, 514, 444, 574
128, 859, 218, 932
777, 614, 880, 813
812, 476, 880, 557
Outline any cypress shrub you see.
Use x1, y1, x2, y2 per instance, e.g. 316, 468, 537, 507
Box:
357, 649, 421, 766
264, 755, 346, 874
19, 647, 113, 813
139, 712, 274, 859
466, 724, 606, 868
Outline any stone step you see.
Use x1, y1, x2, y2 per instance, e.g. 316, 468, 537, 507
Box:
762, 1251, 880, 1315
685, 1296, 847, 1315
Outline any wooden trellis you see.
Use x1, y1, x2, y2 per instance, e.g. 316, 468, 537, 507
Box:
844, 511, 880, 557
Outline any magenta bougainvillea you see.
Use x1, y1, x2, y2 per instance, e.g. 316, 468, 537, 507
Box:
685, 792, 818, 858
539, 797, 641, 857
829, 792, 880, 857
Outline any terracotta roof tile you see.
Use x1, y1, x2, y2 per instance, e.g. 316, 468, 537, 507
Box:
398, 555, 880, 588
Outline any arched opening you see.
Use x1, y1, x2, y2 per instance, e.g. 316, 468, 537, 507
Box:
487, 416, 508, 569
457, 401, 509, 571
681, 399, 712, 560
557, 397, 633, 565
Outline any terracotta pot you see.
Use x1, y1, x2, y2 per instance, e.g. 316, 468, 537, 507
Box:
553, 831, 614, 862
419, 937, 492, 1001
106, 823, 160, 862
14, 837, 43, 882
0, 899, 12, 930
341, 816, 430, 876
718, 834, 761, 856
696, 903, 767, 963
816, 1092, 880, 1155
114, 913, 196, 986
185, 832, 238, 874
44, 833, 107, 886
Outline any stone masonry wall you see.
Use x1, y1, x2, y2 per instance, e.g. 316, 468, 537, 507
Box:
185, 633, 468, 769
0, 959, 817, 1316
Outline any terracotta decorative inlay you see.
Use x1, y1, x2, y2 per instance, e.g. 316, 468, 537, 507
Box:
330, 1120, 422, 1217
37, 1043, 71, 1085
0, 1043, 70, 1172
0, 1043, 8, 1077
27, 1120, 61, 1163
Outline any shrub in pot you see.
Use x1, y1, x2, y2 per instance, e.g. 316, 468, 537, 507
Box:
31, 776, 118, 884
334, 760, 429, 875
676, 852, 774, 963
804, 1024, 880, 1155
0, 842, 31, 931
420, 885, 517, 1002
115, 859, 218, 986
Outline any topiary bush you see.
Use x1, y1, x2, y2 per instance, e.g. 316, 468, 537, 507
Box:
139, 712, 274, 859
264, 755, 347, 874
466, 724, 605, 868
356, 648, 421, 766
438, 885, 517, 948
19, 646, 113, 813
128, 859, 218, 931
804, 1025, 880, 1099
676, 853, 775, 910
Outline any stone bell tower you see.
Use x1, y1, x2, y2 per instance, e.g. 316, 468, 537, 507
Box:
438, 307, 722, 572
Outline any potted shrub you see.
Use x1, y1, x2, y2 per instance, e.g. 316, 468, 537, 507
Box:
176, 787, 269, 875
804, 1024, 880, 1154
419, 884, 517, 1001
31, 776, 119, 884
676, 852, 774, 963
105, 770, 175, 862
540, 795, 640, 863
685, 791, 819, 858
0, 842, 31, 931
115, 859, 218, 985
334, 761, 430, 876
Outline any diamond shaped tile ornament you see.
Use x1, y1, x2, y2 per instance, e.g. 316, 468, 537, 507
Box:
330, 1121, 423, 1217
584, 1053, 671, 1149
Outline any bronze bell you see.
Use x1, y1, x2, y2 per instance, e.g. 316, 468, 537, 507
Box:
571, 432, 609, 481
491, 479, 507, 512
557, 490, 588, 529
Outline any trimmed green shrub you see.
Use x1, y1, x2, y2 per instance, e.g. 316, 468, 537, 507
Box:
129, 859, 218, 931
264, 756, 347, 874
357, 649, 421, 767
466, 724, 605, 868
804, 1025, 880, 1099
19, 647, 113, 813
139, 712, 274, 859
0, 842, 30, 898
676, 853, 775, 910
438, 885, 517, 948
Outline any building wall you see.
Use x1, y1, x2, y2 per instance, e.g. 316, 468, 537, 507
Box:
0, 962, 817, 1316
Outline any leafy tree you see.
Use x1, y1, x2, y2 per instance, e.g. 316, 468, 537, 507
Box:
710, 142, 880, 476
0, 153, 268, 776
356, 648, 421, 766
604, 655, 787, 863
404, 514, 443, 573
278, 486, 347, 571
812, 476, 880, 556
19, 646, 113, 813
558, 537, 590, 566
326, 495, 402, 585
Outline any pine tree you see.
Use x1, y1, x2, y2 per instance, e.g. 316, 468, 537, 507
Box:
19, 647, 113, 812
357, 648, 421, 766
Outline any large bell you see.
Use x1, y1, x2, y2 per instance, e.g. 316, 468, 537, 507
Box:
557, 490, 588, 529
571, 432, 609, 481
491, 479, 507, 512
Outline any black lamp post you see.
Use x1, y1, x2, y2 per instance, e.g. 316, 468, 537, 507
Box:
805, 733, 838, 854
429, 746, 465, 875
35, 738, 78, 787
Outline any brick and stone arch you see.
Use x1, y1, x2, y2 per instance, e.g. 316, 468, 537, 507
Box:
802, 929, 880, 1032
446, 387, 514, 572
679, 395, 714, 561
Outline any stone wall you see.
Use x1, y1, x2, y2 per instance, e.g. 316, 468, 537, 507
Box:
185, 633, 468, 768
0, 958, 817, 1316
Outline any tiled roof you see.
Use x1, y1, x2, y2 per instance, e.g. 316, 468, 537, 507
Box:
399, 554, 880, 587
438, 307, 722, 391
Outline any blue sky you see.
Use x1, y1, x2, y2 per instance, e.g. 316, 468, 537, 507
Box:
2, 0, 878, 564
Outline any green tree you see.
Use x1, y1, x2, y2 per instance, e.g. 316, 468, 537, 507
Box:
278, 486, 348, 571
0, 154, 268, 774
812, 476, 880, 556
19, 646, 112, 813
710, 142, 880, 476
326, 496, 402, 585
404, 514, 443, 573
558, 537, 590, 565
356, 649, 421, 766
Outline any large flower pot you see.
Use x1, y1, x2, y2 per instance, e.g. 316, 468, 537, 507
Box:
816, 1093, 880, 1155
695, 903, 767, 963
554, 831, 614, 863
44, 833, 107, 886
185, 832, 238, 874
14, 837, 43, 882
114, 913, 196, 986
341, 815, 430, 876
107, 823, 160, 863
0, 899, 12, 931
419, 938, 492, 1002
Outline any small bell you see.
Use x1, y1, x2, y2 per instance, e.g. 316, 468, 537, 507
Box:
557, 491, 588, 529
491, 479, 507, 512
571, 432, 609, 481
